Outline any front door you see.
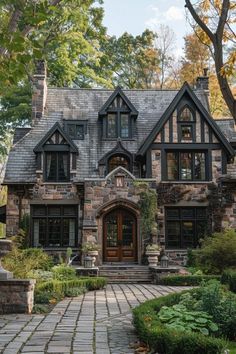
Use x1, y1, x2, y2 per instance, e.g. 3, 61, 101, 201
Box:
103, 208, 137, 262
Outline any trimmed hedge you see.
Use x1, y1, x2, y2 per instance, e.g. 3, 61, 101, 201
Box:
158, 275, 221, 286
36, 277, 107, 294
133, 291, 227, 354
221, 270, 236, 293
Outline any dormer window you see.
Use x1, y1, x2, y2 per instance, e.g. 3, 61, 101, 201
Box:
34, 123, 78, 183
99, 87, 138, 140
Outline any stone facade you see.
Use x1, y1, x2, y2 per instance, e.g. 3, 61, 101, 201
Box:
0, 279, 35, 314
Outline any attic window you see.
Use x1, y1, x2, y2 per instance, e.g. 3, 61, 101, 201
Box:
178, 106, 194, 122
108, 155, 130, 172
64, 120, 87, 140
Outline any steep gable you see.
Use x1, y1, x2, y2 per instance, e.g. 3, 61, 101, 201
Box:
138, 83, 234, 157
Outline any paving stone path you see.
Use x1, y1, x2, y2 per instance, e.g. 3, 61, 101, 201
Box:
0, 284, 190, 354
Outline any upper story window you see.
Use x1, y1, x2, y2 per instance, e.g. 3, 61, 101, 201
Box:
105, 97, 131, 139
108, 155, 130, 172
64, 120, 88, 140
45, 152, 69, 182
34, 123, 78, 183
166, 151, 207, 181
178, 105, 196, 142
99, 87, 138, 140
178, 106, 194, 121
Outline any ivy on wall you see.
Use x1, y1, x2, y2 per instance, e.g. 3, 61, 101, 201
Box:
134, 181, 158, 244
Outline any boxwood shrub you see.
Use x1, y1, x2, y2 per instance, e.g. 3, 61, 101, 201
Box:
158, 275, 221, 286
133, 291, 227, 354
36, 277, 107, 295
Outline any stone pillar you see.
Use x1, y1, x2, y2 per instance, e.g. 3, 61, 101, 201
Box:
0, 239, 13, 280
32, 60, 47, 125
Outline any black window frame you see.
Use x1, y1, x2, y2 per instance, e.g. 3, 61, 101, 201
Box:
44, 151, 70, 182
165, 150, 208, 181
103, 95, 132, 139
64, 120, 88, 140
107, 154, 131, 173
177, 105, 196, 122
31, 205, 78, 248
165, 207, 208, 249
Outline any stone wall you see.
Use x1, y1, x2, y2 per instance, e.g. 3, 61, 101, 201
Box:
82, 168, 156, 264
0, 279, 35, 314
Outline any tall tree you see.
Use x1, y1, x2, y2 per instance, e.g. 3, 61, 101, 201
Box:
154, 24, 176, 89
0, 0, 109, 88
185, 0, 236, 119
102, 30, 160, 89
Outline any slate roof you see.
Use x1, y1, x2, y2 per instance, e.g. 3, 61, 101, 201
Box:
3, 86, 227, 184
215, 118, 236, 143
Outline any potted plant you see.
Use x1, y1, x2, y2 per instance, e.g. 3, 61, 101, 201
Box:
82, 242, 100, 267
145, 244, 160, 267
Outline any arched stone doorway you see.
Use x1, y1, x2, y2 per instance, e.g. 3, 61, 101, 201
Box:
103, 207, 137, 262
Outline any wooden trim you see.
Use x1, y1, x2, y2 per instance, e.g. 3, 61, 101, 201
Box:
152, 143, 221, 149
200, 117, 205, 143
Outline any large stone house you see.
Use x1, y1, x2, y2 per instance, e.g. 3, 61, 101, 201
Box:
3, 62, 236, 265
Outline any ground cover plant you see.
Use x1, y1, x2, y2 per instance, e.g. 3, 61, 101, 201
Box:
133, 280, 236, 354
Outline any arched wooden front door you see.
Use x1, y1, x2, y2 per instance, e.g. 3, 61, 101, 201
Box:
103, 208, 137, 262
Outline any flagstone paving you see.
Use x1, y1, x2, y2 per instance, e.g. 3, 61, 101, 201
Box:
0, 284, 190, 354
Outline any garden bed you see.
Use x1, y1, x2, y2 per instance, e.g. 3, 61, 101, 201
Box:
133, 281, 236, 354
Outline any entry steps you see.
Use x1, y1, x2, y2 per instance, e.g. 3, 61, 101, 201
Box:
99, 264, 152, 283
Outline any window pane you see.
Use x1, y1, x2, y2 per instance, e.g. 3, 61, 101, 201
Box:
108, 155, 129, 172
48, 218, 61, 246
196, 220, 208, 243
180, 152, 192, 180
63, 206, 77, 216
166, 221, 181, 248
76, 125, 84, 139
46, 152, 57, 181
179, 107, 194, 121
182, 221, 194, 248
48, 206, 61, 216
33, 219, 46, 247
122, 215, 134, 246
62, 218, 76, 247
107, 114, 117, 138
58, 153, 69, 181
120, 114, 129, 138
194, 153, 205, 180
181, 126, 192, 140
68, 124, 76, 138
181, 209, 194, 219
166, 208, 180, 219
167, 152, 178, 180
33, 206, 46, 216
106, 214, 118, 247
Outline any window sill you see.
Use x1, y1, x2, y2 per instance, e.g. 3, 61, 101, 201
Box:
43, 182, 72, 185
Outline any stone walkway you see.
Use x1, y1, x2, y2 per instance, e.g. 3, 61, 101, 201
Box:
0, 284, 190, 354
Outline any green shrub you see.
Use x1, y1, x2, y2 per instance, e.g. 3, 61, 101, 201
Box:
32, 304, 49, 314
158, 275, 221, 286
133, 291, 227, 354
36, 277, 107, 294
2, 247, 53, 278
221, 269, 236, 293
34, 291, 55, 304
27, 270, 53, 282
195, 280, 236, 340
193, 229, 236, 274
64, 286, 86, 297
52, 265, 76, 280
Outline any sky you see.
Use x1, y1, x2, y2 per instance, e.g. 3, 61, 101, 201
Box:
102, 0, 192, 57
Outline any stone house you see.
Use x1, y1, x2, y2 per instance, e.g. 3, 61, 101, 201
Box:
3, 62, 236, 265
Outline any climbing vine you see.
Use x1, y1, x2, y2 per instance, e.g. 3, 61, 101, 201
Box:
134, 182, 158, 244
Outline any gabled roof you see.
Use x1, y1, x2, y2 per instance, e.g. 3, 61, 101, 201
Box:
98, 86, 139, 116
99, 139, 133, 165
33, 122, 78, 153
137, 82, 235, 157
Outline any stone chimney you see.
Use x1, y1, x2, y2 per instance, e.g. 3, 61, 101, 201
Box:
196, 68, 209, 91
32, 60, 47, 125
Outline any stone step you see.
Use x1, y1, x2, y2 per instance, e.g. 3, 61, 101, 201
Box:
99, 266, 152, 283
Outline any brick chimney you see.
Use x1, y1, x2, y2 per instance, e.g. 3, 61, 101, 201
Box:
32, 60, 47, 125
196, 68, 209, 91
